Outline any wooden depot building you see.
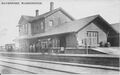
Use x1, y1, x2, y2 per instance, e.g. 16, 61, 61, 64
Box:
17, 2, 119, 52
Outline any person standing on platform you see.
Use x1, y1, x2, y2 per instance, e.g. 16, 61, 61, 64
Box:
29, 45, 33, 52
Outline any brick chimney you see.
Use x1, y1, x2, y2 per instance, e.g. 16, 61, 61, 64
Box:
50, 2, 54, 11
35, 10, 39, 16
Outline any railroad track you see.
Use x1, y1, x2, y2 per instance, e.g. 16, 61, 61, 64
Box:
0, 56, 119, 75
0, 64, 35, 74
0, 56, 77, 74
0, 52, 119, 75
1, 56, 119, 71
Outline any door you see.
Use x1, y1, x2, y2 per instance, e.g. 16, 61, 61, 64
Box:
60, 36, 66, 47
87, 31, 98, 47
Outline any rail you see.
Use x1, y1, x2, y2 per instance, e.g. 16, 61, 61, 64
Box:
0, 52, 119, 67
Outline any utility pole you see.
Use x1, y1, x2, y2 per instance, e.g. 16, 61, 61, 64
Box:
85, 38, 88, 54
86, 38, 88, 54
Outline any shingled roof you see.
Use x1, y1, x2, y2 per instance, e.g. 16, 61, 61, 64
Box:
19, 14, 99, 39
18, 7, 74, 25
22, 15, 34, 21
36, 14, 99, 36
18, 15, 34, 25
111, 23, 120, 33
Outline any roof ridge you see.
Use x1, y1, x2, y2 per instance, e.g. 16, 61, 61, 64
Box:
21, 15, 34, 17
45, 14, 100, 33
28, 7, 62, 22
50, 14, 100, 29
29, 7, 75, 22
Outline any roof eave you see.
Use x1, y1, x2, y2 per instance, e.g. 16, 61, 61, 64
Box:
76, 15, 99, 33
29, 17, 45, 23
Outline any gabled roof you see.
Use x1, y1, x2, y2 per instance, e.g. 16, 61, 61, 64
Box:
37, 14, 98, 36
22, 15, 34, 21
111, 23, 120, 33
18, 15, 34, 25
19, 14, 99, 39
18, 7, 75, 25
29, 7, 75, 22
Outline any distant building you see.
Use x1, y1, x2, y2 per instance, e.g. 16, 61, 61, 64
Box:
0, 46, 5, 51
5, 43, 15, 51
108, 23, 120, 46
17, 2, 119, 52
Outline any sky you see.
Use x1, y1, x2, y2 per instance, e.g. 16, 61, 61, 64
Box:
0, 0, 120, 46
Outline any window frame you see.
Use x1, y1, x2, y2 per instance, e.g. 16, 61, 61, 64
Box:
87, 31, 99, 44
49, 20, 54, 26
41, 22, 44, 30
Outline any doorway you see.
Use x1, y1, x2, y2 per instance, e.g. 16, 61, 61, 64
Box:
59, 36, 66, 47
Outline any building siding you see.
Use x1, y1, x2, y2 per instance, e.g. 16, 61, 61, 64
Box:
28, 23, 32, 36
19, 39, 29, 52
19, 23, 31, 36
108, 34, 120, 46
45, 11, 72, 31
31, 19, 45, 35
66, 33, 78, 48
76, 22, 107, 47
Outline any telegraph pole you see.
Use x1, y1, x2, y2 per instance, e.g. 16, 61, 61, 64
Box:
85, 38, 88, 54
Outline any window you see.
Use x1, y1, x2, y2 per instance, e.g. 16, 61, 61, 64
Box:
19, 26, 21, 32
24, 24, 26, 32
41, 42, 46, 48
25, 24, 28, 33
21, 24, 28, 34
22, 24, 27, 33
36, 24, 39, 30
21, 25, 24, 32
52, 38, 60, 48
58, 17, 61, 25
23, 24, 26, 32
41, 22, 44, 29
41, 40, 48, 49
52, 39, 56, 48
49, 20, 53, 26
87, 31, 99, 46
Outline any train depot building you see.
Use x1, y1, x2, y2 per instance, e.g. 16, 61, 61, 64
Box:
17, 2, 119, 53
